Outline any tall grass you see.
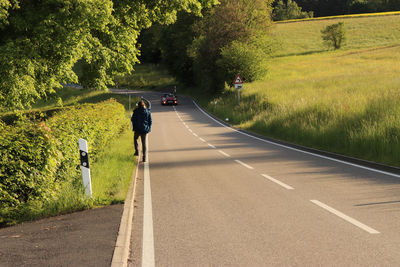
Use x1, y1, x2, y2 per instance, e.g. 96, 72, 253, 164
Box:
91, 130, 134, 205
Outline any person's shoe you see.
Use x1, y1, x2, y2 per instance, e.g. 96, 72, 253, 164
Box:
142, 157, 146, 162
134, 151, 138, 156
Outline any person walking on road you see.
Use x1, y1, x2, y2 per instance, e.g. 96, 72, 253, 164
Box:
131, 100, 152, 162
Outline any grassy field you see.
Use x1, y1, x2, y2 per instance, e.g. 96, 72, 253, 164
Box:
273, 13, 400, 56
205, 13, 400, 167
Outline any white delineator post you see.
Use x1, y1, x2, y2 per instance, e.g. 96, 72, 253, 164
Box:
79, 138, 92, 198
233, 74, 244, 106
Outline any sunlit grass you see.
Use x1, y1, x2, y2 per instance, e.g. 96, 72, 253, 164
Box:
91, 129, 135, 205
273, 13, 400, 56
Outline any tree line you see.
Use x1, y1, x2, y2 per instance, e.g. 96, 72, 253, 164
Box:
294, 0, 400, 17
141, 0, 274, 95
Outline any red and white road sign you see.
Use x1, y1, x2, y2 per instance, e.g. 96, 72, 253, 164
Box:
233, 74, 243, 84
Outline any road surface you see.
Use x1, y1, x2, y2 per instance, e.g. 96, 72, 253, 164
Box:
127, 91, 400, 266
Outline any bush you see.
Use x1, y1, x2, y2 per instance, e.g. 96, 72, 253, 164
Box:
217, 41, 268, 85
321, 22, 346, 50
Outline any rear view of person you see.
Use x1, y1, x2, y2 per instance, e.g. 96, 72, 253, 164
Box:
131, 100, 152, 162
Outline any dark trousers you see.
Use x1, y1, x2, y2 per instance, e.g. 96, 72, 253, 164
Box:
134, 132, 147, 157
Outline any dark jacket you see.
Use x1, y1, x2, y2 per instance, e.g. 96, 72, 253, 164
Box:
131, 107, 152, 134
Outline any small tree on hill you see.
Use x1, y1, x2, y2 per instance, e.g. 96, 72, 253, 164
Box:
321, 22, 346, 50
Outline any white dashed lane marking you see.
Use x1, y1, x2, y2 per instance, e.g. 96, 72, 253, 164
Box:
261, 174, 294, 190
218, 150, 231, 157
208, 143, 216, 149
311, 200, 380, 234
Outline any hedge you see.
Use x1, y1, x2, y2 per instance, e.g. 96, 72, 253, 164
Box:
0, 119, 61, 209
46, 99, 127, 184
0, 99, 127, 224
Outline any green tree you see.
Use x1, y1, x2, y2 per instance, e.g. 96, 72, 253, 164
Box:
192, 0, 273, 93
158, 12, 202, 85
0, 0, 216, 110
217, 40, 268, 84
321, 22, 346, 50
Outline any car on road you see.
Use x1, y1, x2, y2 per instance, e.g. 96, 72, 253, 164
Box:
161, 93, 178, 105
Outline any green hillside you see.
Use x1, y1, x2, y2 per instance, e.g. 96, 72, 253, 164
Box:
206, 13, 400, 167
273, 13, 400, 56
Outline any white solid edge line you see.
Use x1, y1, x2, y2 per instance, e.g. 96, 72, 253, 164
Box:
199, 138, 206, 142
192, 100, 400, 179
261, 174, 294, 190
208, 143, 216, 149
310, 200, 380, 234
235, 160, 254, 170
193, 133, 198, 137
188, 129, 193, 133
218, 150, 231, 157
142, 142, 155, 267
111, 157, 139, 267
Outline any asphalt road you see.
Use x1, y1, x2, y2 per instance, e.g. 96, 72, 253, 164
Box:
128, 91, 400, 266
0, 204, 123, 267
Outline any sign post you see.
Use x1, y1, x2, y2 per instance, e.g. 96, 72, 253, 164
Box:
233, 74, 244, 105
79, 138, 92, 198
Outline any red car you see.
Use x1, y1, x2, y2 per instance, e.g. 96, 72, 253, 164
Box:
161, 93, 178, 105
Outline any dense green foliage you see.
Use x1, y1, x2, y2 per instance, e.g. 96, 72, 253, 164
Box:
158, 12, 200, 85
192, 0, 273, 92
46, 99, 127, 183
273, 0, 313, 21
0, 0, 216, 110
217, 41, 268, 84
0, 99, 127, 226
151, 0, 273, 93
321, 22, 346, 49
0, 119, 60, 209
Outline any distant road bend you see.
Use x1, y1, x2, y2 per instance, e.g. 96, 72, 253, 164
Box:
123, 91, 400, 266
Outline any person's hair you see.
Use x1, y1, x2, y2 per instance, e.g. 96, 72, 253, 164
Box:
138, 100, 146, 108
